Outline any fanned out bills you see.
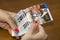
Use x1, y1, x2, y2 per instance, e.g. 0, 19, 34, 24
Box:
12, 2, 53, 36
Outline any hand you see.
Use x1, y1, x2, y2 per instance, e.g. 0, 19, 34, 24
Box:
21, 20, 47, 40
0, 9, 19, 37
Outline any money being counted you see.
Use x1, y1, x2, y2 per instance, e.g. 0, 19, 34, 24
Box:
12, 2, 53, 36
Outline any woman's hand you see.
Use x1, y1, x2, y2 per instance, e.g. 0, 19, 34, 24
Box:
0, 9, 47, 40
0, 9, 19, 36
21, 20, 47, 40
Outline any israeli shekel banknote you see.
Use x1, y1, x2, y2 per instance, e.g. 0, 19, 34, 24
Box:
12, 2, 53, 36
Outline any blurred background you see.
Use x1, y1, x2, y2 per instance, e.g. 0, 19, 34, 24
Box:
0, 0, 60, 40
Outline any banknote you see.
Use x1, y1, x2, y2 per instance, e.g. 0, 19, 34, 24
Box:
12, 10, 33, 36
11, 2, 53, 36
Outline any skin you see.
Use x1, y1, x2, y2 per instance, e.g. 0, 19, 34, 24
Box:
21, 20, 47, 40
0, 9, 19, 39
0, 9, 47, 40
21, 5, 47, 40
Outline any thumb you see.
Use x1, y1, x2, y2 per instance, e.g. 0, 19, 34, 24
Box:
29, 20, 39, 34
6, 17, 19, 33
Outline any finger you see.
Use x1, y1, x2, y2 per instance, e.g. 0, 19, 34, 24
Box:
2, 23, 20, 39
33, 24, 48, 40
32, 24, 48, 40
7, 12, 16, 18
39, 23, 45, 32
34, 30, 47, 40
7, 27, 12, 35
0, 9, 16, 18
0, 22, 12, 35
36, 18, 44, 31
33, 5, 37, 11
7, 25, 20, 39
0, 22, 20, 39
28, 20, 39, 34
36, 21, 47, 37
39, 25, 47, 37
6, 17, 19, 33
0, 22, 10, 30
36, 4, 40, 10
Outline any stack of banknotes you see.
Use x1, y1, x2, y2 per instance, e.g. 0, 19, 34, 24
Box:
12, 2, 53, 36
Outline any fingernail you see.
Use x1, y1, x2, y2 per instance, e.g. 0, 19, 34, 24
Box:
15, 28, 19, 33
34, 20, 38, 24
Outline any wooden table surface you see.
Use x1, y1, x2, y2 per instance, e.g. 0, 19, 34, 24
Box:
0, 0, 60, 40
